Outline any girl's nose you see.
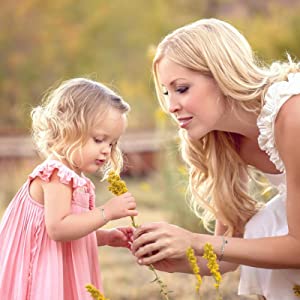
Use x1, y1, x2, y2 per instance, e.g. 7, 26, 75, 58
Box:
101, 144, 112, 155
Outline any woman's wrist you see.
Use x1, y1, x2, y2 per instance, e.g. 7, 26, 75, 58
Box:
190, 232, 205, 256
191, 233, 224, 258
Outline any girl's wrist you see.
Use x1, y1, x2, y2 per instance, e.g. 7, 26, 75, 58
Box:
96, 229, 109, 246
96, 206, 110, 225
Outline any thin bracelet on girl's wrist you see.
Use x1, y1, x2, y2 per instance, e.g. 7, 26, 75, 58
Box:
99, 207, 107, 223
219, 235, 228, 261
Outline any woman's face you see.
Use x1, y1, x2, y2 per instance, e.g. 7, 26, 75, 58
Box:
157, 57, 226, 140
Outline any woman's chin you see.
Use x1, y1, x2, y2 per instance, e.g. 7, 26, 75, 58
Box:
186, 130, 206, 141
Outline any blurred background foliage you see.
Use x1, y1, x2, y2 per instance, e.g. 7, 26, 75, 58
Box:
1, 0, 300, 132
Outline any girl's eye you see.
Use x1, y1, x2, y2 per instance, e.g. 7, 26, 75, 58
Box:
176, 86, 188, 94
93, 138, 103, 143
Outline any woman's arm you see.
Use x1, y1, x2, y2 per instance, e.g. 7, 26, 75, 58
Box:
133, 220, 238, 274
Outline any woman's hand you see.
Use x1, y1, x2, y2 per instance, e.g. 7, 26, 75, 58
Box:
131, 222, 195, 265
102, 192, 138, 221
148, 257, 192, 273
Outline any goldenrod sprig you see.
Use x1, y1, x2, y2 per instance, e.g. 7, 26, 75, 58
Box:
293, 284, 300, 297
186, 246, 202, 293
203, 243, 222, 299
149, 264, 172, 299
107, 171, 170, 300
107, 171, 138, 227
85, 284, 109, 300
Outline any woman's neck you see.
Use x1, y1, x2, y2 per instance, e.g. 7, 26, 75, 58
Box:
218, 106, 260, 142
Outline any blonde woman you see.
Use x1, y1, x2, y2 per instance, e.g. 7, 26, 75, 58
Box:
132, 18, 300, 300
0, 78, 138, 299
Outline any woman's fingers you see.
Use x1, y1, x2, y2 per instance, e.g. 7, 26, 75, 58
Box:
133, 221, 167, 239
137, 248, 169, 265
134, 239, 161, 258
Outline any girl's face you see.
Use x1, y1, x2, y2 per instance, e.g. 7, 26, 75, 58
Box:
74, 108, 127, 174
157, 57, 226, 140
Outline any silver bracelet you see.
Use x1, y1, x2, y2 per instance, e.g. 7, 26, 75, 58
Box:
219, 235, 228, 261
100, 207, 107, 223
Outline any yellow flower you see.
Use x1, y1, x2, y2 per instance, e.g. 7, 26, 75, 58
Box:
293, 284, 300, 297
107, 171, 128, 196
203, 243, 222, 290
85, 284, 109, 300
186, 246, 202, 293
107, 171, 170, 299
107, 171, 137, 227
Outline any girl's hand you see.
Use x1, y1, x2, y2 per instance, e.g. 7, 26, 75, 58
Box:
102, 192, 138, 221
131, 222, 194, 265
105, 227, 134, 248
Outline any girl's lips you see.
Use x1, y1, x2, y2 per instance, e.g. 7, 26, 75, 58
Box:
95, 159, 105, 166
178, 117, 193, 128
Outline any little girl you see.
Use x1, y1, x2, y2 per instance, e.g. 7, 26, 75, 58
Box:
0, 78, 138, 299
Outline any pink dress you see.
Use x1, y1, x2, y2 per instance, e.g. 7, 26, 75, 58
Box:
0, 160, 103, 299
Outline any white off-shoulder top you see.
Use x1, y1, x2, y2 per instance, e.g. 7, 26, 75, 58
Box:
239, 72, 300, 300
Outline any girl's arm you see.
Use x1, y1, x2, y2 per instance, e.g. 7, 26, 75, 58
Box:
43, 170, 137, 241
133, 94, 300, 269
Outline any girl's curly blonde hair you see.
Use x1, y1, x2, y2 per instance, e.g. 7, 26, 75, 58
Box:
31, 78, 130, 173
153, 18, 300, 235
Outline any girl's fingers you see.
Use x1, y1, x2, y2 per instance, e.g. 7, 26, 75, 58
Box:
127, 202, 137, 209
127, 209, 138, 216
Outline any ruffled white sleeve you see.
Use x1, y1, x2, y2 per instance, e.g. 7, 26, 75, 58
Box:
257, 72, 300, 172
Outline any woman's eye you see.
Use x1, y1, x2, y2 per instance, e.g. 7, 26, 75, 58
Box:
176, 86, 188, 94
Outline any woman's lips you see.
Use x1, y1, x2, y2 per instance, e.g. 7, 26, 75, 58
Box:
178, 117, 193, 128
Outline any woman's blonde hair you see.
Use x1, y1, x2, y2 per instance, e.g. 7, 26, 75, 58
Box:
153, 18, 300, 235
31, 78, 130, 173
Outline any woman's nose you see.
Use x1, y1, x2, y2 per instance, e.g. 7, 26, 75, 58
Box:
168, 99, 181, 114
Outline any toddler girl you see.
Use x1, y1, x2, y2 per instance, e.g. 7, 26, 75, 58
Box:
0, 78, 138, 299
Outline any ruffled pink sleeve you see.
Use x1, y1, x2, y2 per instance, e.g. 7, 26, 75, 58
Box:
29, 160, 88, 189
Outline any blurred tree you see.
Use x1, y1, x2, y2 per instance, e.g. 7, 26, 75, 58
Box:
0, 0, 299, 132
